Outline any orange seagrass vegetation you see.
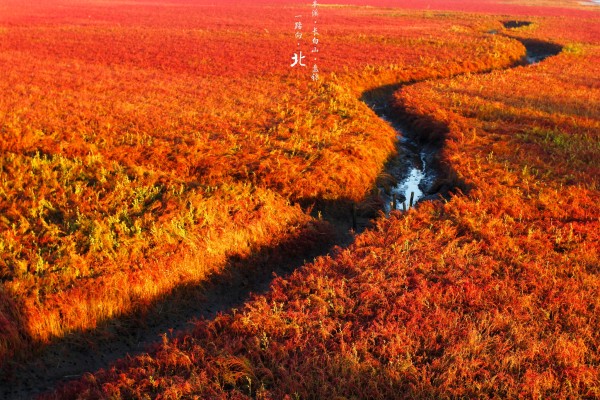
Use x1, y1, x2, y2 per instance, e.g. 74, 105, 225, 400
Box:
1, 0, 599, 397
0, 0, 527, 368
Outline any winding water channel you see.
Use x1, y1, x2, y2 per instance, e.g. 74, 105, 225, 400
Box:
364, 34, 562, 213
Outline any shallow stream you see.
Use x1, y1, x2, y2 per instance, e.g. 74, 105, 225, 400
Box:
365, 35, 562, 213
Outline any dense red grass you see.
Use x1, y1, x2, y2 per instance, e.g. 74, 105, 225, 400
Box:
2, 0, 599, 397
316, 0, 600, 17
0, 0, 530, 369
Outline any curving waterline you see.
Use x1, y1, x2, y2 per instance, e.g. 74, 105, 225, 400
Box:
364, 35, 562, 213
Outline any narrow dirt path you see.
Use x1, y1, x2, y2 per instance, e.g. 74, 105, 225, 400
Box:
0, 32, 562, 400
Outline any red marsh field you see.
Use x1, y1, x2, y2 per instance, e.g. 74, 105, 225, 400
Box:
0, 0, 598, 398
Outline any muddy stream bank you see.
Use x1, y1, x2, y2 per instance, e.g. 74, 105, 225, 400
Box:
363, 36, 562, 213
